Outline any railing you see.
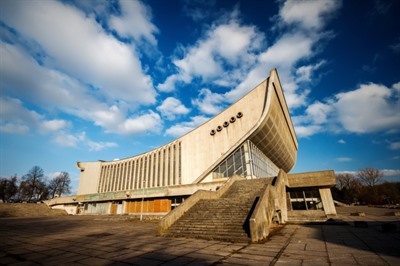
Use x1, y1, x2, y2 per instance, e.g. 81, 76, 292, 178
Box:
157, 175, 244, 235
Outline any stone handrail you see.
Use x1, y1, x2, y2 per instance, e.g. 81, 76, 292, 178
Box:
249, 170, 287, 242
249, 185, 275, 242
157, 175, 244, 235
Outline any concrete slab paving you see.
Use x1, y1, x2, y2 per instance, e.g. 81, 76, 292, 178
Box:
1, 206, 400, 265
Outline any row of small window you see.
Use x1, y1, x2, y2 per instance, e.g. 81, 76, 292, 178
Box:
210, 112, 243, 135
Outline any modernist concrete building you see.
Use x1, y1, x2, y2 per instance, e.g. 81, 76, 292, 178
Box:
48, 69, 336, 228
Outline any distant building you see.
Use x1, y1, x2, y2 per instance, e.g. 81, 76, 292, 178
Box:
48, 69, 336, 224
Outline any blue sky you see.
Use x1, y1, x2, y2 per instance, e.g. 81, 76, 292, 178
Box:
0, 0, 399, 194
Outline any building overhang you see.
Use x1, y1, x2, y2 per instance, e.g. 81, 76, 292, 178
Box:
286, 170, 336, 188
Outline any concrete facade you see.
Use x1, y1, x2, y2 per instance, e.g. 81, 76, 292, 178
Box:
48, 69, 336, 221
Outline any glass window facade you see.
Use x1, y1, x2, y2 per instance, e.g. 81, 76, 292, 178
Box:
212, 140, 279, 179
288, 188, 323, 210
212, 144, 247, 179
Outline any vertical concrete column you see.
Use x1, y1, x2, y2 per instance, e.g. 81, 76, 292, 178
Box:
105, 165, 110, 192
109, 165, 113, 191
139, 157, 144, 189
111, 164, 116, 192
132, 159, 137, 189
160, 149, 165, 186
98, 165, 104, 193
123, 161, 128, 191
149, 153, 154, 188
164, 146, 169, 186
154, 151, 159, 187
103, 165, 109, 192
120, 162, 125, 191
116, 163, 121, 191
127, 160, 132, 190
319, 188, 337, 216
175, 142, 180, 185
124, 162, 129, 191
113, 164, 117, 192
102, 165, 106, 192
169, 146, 174, 185
113, 163, 118, 192
243, 141, 253, 179
145, 155, 150, 188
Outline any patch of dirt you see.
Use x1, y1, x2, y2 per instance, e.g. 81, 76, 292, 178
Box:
0, 203, 68, 217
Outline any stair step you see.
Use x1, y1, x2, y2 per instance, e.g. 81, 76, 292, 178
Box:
165, 178, 275, 242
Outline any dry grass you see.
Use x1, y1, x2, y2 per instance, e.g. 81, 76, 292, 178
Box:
0, 203, 67, 217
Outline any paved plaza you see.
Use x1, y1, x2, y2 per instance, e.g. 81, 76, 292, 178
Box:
1, 206, 399, 265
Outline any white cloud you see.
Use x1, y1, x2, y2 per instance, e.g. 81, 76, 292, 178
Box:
279, 0, 342, 30
159, 1, 340, 118
381, 169, 400, 177
0, 96, 69, 134
295, 60, 326, 83
226, 0, 340, 106
157, 74, 181, 92
0, 40, 162, 136
333, 83, 400, 133
0, 95, 122, 150
336, 169, 400, 178
225, 32, 315, 107
53, 131, 117, 151
0, 97, 41, 132
0, 0, 157, 104
292, 101, 332, 137
118, 111, 163, 135
156, 97, 190, 120
41, 120, 70, 132
294, 81, 400, 137
87, 140, 118, 152
54, 132, 82, 148
157, 18, 263, 92
338, 139, 346, 144
305, 101, 332, 124
336, 157, 352, 162
192, 89, 226, 115
335, 170, 357, 176
109, 0, 159, 45
294, 125, 322, 138
46, 171, 61, 179
389, 141, 400, 150
165, 116, 209, 137
0, 123, 29, 134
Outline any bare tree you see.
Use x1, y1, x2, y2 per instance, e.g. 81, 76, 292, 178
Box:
335, 173, 362, 204
336, 173, 354, 190
357, 168, 383, 187
48, 172, 71, 198
22, 166, 45, 200
0, 175, 18, 202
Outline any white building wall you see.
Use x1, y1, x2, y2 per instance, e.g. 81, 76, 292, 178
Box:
179, 80, 267, 184
77, 161, 101, 195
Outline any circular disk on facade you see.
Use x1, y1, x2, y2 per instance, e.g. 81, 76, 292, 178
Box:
210, 129, 216, 136
229, 116, 236, 123
236, 112, 243, 118
223, 121, 229, 127
216, 126, 223, 132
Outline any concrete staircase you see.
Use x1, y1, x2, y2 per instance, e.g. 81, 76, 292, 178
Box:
287, 210, 328, 223
164, 178, 274, 242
